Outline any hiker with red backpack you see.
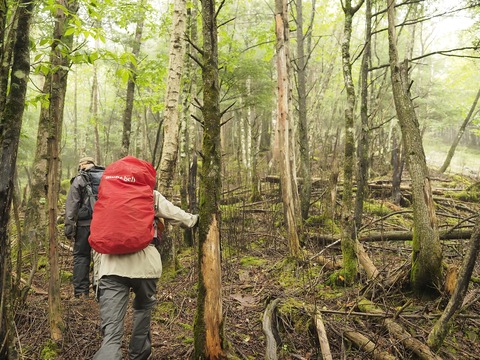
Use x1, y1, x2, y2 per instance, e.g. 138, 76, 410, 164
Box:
89, 156, 198, 360
65, 156, 105, 299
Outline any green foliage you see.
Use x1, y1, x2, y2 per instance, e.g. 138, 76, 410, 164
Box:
40, 340, 58, 360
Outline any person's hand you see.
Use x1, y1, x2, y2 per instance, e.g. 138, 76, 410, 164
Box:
193, 215, 199, 229
64, 224, 76, 239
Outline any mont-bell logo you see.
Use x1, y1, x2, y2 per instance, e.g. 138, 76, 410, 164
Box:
105, 175, 136, 183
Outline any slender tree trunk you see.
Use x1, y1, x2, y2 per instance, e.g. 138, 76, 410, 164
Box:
354, 0, 371, 230
193, 0, 225, 358
73, 71, 78, 157
0, 1, 34, 357
120, 0, 145, 157
22, 0, 77, 277
275, 0, 301, 258
48, 0, 79, 341
90, 64, 102, 162
295, 0, 312, 220
387, 0, 442, 295
391, 127, 404, 205
427, 215, 480, 350
340, 0, 364, 284
158, 0, 187, 196
439, 87, 480, 173
180, 2, 198, 247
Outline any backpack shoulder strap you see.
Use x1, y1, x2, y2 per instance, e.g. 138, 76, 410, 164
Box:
79, 170, 96, 209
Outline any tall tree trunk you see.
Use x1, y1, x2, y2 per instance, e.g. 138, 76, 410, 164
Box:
391, 127, 404, 205
295, 0, 312, 220
90, 64, 102, 162
193, 0, 225, 358
275, 0, 301, 258
387, 0, 442, 295
158, 0, 187, 196
354, 0, 371, 230
47, 0, 79, 341
340, 0, 364, 284
427, 215, 480, 351
0, 1, 34, 357
180, 0, 198, 247
120, 0, 145, 157
0, 0, 10, 122
22, 0, 78, 264
439, 87, 480, 173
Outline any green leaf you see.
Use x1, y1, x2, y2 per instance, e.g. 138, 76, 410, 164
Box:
64, 27, 75, 36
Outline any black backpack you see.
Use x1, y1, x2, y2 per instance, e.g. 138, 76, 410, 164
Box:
77, 166, 105, 221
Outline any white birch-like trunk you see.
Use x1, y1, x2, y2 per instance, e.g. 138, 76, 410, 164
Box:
158, 0, 187, 195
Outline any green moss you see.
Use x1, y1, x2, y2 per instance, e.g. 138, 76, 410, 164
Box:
38, 256, 48, 271
61, 178, 71, 192
40, 340, 58, 360
326, 269, 350, 287
445, 190, 479, 202
153, 301, 177, 323
60, 270, 73, 284
305, 214, 340, 234
239, 256, 267, 267
364, 200, 392, 217
278, 298, 311, 333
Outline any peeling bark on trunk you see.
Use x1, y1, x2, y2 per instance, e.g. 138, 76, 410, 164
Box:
386, 0, 442, 295
193, 0, 225, 358
275, 0, 301, 257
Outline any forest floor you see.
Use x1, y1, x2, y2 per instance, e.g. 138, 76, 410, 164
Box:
14, 169, 480, 359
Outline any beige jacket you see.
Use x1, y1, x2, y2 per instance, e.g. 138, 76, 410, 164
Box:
97, 190, 198, 279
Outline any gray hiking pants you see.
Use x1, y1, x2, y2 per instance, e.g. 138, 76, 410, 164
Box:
93, 275, 157, 360
73, 226, 91, 296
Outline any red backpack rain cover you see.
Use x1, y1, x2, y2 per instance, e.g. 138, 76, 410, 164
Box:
89, 156, 156, 254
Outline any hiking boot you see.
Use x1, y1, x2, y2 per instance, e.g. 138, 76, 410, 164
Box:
74, 293, 90, 300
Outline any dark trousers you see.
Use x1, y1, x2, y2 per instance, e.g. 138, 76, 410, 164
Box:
93, 275, 157, 360
73, 225, 91, 296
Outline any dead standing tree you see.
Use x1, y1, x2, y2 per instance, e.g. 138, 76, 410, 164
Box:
275, 0, 302, 258
193, 0, 225, 358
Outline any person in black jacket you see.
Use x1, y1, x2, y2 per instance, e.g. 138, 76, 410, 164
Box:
64, 156, 104, 298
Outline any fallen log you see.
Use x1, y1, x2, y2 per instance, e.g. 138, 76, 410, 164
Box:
312, 229, 473, 245
263, 298, 280, 360
343, 330, 396, 360
314, 311, 332, 360
358, 298, 442, 360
